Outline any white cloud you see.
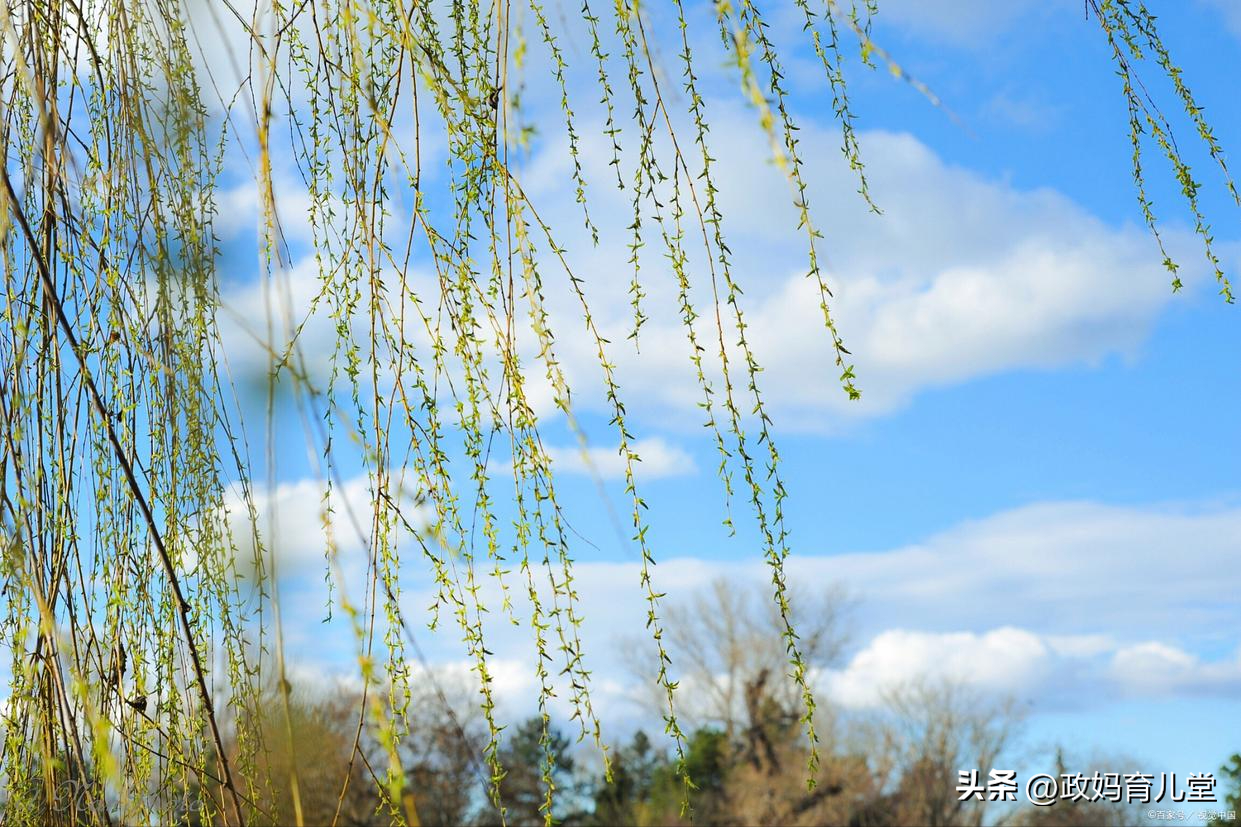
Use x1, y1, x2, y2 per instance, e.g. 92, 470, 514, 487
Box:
215, 253, 352, 394
824, 627, 1053, 708
515, 111, 1209, 431
1109, 642, 1198, 694
811, 499, 1241, 643
212, 172, 317, 247
541, 437, 696, 481
1044, 634, 1114, 659
1106, 640, 1241, 698
257, 493, 1241, 718
213, 250, 445, 407
420, 657, 539, 712
222, 469, 428, 581
822, 628, 1241, 710
214, 110, 1212, 437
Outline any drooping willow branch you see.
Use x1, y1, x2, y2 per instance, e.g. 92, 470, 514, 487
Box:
1089, 0, 1240, 300
0, 161, 246, 825
0, 1, 1234, 826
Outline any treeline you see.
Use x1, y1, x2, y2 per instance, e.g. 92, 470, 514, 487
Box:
17, 580, 1229, 826
213, 678, 1147, 827
200, 579, 1153, 826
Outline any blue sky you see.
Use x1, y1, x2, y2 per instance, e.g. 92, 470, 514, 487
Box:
203, 0, 1241, 818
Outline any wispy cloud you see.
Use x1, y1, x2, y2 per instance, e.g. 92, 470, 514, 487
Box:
857, 0, 1071, 45
1196, 0, 1241, 39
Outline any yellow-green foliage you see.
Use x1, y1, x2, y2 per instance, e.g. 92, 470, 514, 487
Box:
0, 1, 1230, 826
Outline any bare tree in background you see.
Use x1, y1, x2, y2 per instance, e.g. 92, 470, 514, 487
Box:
849, 680, 1022, 827
615, 581, 1033, 826
625, 578, 850, 743
210, 686, 383, 827
399, 677, 491, 826
200, 675, 488, 826
1005, 748, 1148, 827
618, 578, 851, 823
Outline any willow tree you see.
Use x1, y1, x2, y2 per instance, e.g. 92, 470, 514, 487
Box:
0, 0, 1232, 825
